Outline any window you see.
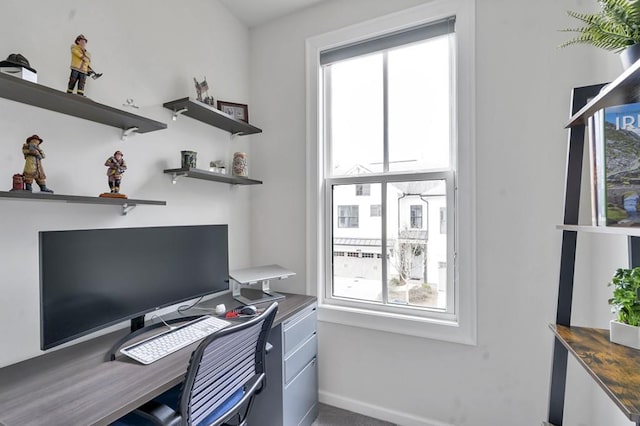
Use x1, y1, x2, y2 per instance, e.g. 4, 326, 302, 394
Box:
355, 184, 371, 196
324, 19, 453, 312
337, 205, 359, 228
306, 0, 476, 344
410, 205, 423, 229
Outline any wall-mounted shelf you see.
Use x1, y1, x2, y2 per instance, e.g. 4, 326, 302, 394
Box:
164, 167, 262, 185
0, 73, 167, 135
163, 98, 262, 136
0, 191, 166, 215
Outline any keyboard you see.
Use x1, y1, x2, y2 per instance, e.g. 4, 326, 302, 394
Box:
120, 315, 231, 364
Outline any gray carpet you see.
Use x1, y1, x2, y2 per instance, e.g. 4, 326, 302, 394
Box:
312, 403, 396, 426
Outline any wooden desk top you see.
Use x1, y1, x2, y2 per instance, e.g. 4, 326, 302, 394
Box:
0, 293, 316, 426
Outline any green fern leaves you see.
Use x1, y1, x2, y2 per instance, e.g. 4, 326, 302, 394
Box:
561, 0, 640, 51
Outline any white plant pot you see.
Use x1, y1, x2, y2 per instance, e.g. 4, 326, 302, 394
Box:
610, 320, 640, 349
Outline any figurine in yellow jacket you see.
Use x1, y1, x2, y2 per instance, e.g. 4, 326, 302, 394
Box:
67, 34, 101, 96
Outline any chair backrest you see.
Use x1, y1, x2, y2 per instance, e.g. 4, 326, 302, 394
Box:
178, 302, 278, 426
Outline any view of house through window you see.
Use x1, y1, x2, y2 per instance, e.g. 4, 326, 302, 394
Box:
323, 18, 455, 313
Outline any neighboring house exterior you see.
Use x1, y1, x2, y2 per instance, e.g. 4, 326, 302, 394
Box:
332, 166, 447, 291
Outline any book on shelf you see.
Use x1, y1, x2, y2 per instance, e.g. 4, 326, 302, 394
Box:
589, 102, 640, 227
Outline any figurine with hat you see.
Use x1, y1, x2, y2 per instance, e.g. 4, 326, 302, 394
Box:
100, 150, 127, 199
22, 134, 53, 193
67, 34, 102, 96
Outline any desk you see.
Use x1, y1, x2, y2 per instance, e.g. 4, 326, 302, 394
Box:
0, 292, 316, 426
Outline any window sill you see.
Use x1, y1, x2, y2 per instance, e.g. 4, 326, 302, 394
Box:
317, 302, 476, 345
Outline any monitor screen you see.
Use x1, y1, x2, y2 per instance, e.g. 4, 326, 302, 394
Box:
39, 224, 229, 350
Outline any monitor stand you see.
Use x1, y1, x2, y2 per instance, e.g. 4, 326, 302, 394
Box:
229, 264, 295, 305
232, 280, 286, 305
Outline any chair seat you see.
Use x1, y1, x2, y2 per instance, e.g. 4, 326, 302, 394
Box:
111, 385, 245, 426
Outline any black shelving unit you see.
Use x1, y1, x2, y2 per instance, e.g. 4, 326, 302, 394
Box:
0, 191, 166, 215
548, 62, 640, 425
0, 72, 167, 135
163, 98, 262, 136
164, 167, 262, 186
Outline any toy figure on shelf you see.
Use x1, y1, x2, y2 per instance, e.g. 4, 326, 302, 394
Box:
67, 34, 102, 96
194, 77, 214, 105
100, 151, 127, 199
22, 134, 53, 193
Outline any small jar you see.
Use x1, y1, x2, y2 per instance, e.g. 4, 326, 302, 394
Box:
181, 150, 197, 169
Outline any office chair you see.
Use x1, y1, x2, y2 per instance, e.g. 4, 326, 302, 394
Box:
113, 302, 278, 426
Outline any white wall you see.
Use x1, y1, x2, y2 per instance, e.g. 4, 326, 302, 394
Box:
248, 0, 632, 424
0, 0, 257, 367
1, 1, 634, 424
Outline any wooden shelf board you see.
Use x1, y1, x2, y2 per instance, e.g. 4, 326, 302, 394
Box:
567, 59, 640, 127
163, 98, 262, 135
164, 167, 262, 185
0, 73, 167, 133
550, 324, 640, 421
0, 191, 166, 206
557, 224, 640, 237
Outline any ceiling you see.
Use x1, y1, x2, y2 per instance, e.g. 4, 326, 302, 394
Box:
219, 0, 327, 28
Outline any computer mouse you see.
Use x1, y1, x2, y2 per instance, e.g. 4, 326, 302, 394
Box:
239, 305, 257, 316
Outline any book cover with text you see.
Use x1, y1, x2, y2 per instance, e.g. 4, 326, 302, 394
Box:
591, 102, 640, 226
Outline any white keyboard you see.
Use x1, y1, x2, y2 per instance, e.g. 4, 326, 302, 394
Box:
120, 315, 231, 364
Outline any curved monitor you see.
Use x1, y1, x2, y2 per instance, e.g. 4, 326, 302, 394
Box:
39, 224, 229, 350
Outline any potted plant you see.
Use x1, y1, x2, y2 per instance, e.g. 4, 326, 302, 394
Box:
560, 0, 640, 69
608, 267, 640, 348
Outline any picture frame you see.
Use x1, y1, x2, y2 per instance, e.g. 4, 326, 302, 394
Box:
217, 100, 249, 123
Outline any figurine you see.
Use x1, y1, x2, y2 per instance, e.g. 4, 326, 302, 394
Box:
105, 151, 127, 194
194, 77, 214, 105
22, 135, 53, 193
67, 34, 102, 96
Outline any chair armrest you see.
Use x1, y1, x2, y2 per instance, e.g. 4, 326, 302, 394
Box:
134, 400, 182, 426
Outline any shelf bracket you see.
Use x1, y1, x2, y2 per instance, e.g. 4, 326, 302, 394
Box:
121, 127, 139, 141
170, 172, 188, 184
121, 203, 136, 215
172, 107, 188, 121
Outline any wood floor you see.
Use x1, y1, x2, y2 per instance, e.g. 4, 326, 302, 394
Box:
311, 403, 396, 426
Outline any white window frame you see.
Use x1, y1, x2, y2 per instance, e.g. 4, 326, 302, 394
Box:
305, 0, 476, 345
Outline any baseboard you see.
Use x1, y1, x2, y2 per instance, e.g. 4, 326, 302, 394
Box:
319, 390, 454, 426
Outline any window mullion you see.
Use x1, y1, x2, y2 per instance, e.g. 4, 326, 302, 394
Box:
383, 51, 389, 173
380, 52, 389, 303
381, 181, 388, 304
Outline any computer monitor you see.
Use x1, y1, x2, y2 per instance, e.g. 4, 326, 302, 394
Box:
39, 224, 229, 350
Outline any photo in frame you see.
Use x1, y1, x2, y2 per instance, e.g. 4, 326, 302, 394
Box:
217, 100, 249, 123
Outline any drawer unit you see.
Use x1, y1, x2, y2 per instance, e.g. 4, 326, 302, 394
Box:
284, 333, 317, 384
283, 303, 317, 354
284, 356, 318, 426
283, 303, 317, 426
247, 299, 318, 426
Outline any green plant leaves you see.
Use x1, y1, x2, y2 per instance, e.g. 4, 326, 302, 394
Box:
561, 0, 640, 51
608, 267, 640, 326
